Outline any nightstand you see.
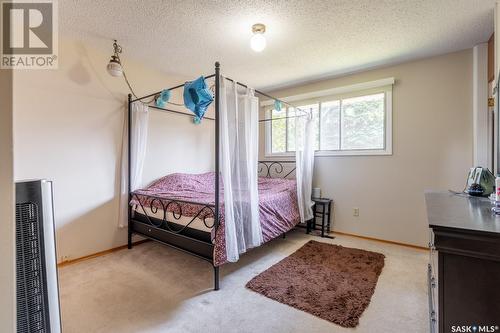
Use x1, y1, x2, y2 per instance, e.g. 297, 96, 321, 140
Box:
307, 198, 333, 238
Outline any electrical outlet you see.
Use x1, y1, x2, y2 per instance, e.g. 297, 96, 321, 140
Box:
353, 208, 359, 217
60, 255, 70, 262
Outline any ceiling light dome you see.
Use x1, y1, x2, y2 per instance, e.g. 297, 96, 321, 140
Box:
250, 23, 266, 52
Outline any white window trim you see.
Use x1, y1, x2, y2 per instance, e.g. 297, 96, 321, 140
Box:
261, 77, 395, 107
264, 80, 393, 158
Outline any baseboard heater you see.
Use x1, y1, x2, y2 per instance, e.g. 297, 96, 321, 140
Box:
16, 180, 61, 333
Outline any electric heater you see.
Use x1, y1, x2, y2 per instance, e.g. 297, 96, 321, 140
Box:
16, 180, 61, 333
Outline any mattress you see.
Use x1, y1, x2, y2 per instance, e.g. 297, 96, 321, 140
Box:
130, 172, 301, 265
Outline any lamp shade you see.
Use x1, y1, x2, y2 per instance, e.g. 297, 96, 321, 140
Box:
107, 56, 123, 77
250, 33, 266, 52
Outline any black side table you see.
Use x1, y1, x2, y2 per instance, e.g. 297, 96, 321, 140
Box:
307, 198, 333, 238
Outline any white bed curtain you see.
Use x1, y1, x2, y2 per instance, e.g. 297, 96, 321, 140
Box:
118, 101, 150, 228
219, 76, 262, 262
295, 111, 315, 222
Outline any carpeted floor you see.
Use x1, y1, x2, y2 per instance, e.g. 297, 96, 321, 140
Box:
246, 240, 385, 327
58, 230, 429, 333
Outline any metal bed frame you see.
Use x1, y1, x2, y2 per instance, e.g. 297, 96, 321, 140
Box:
127, 62, 302, 290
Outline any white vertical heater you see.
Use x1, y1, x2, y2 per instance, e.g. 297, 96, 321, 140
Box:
16, 180, 61, 333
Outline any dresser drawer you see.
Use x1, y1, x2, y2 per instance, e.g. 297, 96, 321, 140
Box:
433, 227, 500, 261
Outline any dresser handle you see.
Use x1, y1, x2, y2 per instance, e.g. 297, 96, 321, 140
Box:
428, 264, 435, 326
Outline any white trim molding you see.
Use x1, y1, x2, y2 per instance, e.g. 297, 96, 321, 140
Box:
261, 77, 395, 107
472, 43, 490, 168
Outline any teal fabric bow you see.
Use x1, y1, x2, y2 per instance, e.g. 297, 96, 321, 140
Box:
274, 100, 282, 112
155, 89, 171, 108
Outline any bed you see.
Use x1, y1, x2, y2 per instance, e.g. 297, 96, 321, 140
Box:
130, 164, 300, 269
127, 63, 312, 291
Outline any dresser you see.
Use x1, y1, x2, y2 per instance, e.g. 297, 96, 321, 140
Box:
425, 191, 500, 333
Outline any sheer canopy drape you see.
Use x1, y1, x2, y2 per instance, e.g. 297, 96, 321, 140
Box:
295, 112, 315, 222
219, 76, 262, 262
118, 102, 149, 228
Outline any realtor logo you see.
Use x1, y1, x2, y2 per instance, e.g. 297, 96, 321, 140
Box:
1, 0, 58, 69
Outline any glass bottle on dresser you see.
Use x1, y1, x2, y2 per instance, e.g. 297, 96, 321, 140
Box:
491, 175, 500, 215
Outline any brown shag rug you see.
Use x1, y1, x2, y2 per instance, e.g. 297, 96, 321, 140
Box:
246, 240, 385, 328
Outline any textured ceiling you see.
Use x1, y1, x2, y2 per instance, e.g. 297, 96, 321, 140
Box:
60, 0, 495, 90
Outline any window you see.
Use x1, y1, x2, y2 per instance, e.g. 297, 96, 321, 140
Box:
266, 83, 392, 156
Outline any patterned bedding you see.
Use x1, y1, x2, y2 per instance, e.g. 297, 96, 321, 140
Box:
130, 172, 300, 265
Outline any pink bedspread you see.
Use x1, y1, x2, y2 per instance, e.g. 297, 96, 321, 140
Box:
131, 172, 300, 266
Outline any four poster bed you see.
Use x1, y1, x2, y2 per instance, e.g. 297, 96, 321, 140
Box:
126, 62, 312, 290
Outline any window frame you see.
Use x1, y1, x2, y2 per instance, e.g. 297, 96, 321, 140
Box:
264, 83, 393, 157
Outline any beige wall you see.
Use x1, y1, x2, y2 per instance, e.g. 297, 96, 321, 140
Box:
13, 37, 214, 262
12, 36, 473, 260
262, 49, 473, 247
0, 69, 15, 331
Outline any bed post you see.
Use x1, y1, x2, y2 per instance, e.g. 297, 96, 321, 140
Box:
127, 93, 133, 250
213, 61, 220, 290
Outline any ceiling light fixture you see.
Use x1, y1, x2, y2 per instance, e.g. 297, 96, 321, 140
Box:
107, 40, 123, 77
250, 23, 266, 52
105, 40, 145, 102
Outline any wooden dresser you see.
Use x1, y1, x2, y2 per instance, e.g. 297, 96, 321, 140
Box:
425, 191, 500, 333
